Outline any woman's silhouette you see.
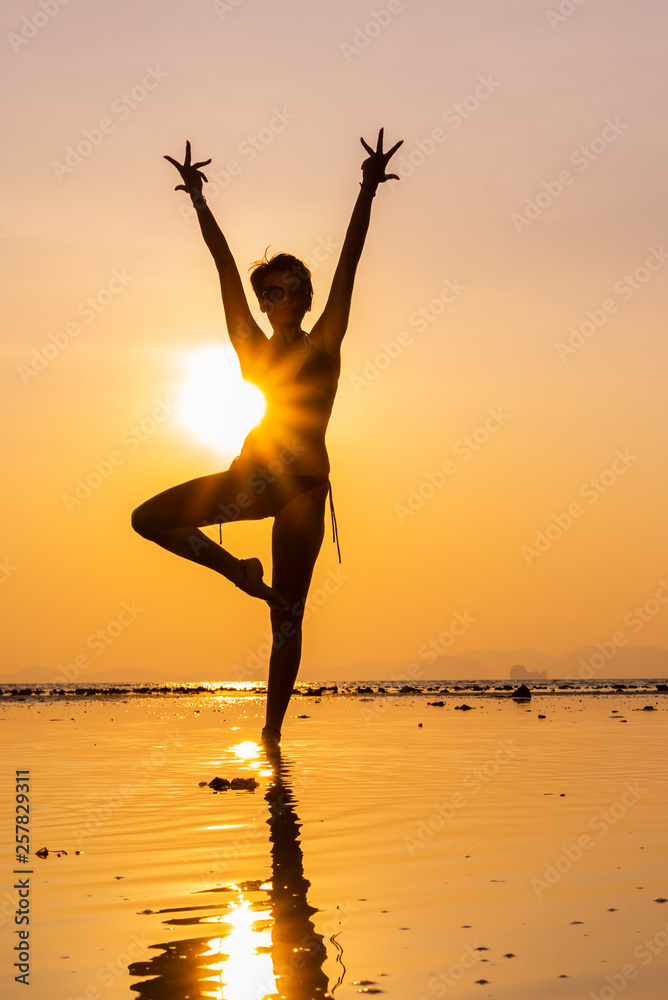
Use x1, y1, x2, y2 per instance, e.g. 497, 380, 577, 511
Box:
132, 129, 402, 747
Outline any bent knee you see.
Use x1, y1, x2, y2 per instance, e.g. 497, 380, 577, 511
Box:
270, 598, 306, 629
131, 503, 159, 540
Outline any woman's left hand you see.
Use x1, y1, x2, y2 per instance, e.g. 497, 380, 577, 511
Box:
360, 127, 403, 188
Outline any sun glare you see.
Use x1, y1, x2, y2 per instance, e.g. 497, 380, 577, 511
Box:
178, 345, 266, 456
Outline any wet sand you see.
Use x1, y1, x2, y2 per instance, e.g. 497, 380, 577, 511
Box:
1, 690, 667, 999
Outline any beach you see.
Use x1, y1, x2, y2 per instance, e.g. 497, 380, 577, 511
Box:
2, 686, 667, 999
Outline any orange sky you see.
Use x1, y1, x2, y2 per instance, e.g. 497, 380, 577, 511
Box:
2, 0, 668, 680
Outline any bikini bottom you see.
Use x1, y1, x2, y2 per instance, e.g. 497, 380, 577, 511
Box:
226, 456, 341, 561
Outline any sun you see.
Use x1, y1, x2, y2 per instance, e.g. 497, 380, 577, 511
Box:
177, 344, 266, 456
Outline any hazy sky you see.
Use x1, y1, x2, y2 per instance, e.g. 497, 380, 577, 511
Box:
2, 0, 668, 680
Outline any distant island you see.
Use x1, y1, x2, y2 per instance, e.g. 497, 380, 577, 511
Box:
510, 664, 548, 680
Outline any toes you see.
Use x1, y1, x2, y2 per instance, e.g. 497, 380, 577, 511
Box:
245, 557, 265, 581
266, 593, 290, 613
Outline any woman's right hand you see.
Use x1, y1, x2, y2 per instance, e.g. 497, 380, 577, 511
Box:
164, 140, 212, 194
360, 127, 403, 188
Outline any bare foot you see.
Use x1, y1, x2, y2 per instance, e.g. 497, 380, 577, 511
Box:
261, 725, 282, 752
236, 558, 289, 612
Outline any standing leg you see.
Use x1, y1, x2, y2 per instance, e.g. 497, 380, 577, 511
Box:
131, 469, 287, 609
263, 483, 329, 742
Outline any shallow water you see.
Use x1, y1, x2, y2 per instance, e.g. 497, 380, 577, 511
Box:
1, 693, 667, 998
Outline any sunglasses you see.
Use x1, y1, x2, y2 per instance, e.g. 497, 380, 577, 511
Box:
259, 284, 308, 303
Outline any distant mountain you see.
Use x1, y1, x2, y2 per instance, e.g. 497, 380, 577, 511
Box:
300, 657, 489, 681
2, 665, 183, 684
2, 646, 667, 684
0, 659, 489, 684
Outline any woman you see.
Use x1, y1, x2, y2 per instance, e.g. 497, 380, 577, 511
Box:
132, 129, 402, 747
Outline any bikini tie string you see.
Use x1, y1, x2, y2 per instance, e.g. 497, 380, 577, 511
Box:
328, 481, 341, 564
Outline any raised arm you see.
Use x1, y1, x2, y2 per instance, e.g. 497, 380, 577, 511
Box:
310, 128, 403, 358
164, 141, 267, 372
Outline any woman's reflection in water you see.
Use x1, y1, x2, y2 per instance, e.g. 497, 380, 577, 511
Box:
129, 748, 333, 999
265, 750, 331, 998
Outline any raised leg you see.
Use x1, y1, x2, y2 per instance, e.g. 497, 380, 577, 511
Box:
263, 483, 329, 740
131, 469, 287, 609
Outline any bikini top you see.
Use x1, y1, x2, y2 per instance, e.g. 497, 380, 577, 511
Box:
293, 334, 338, 399
247, 333, 338, 400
